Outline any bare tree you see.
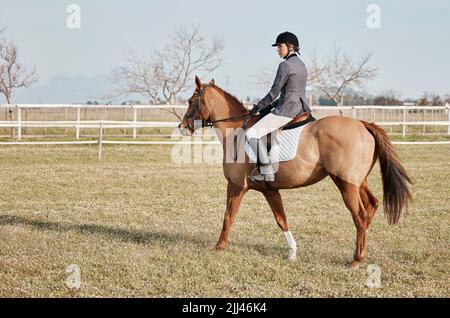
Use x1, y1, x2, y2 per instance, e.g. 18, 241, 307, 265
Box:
373, 89, 402, 105
308, 47, 377, 110
109, 52, 160, 104
429, 93, 443, 106
416, 92, 445, 106
0, 35, 37, 137
0, 41, 37, 105
110, 25, 224, 120
443, 94, 450, 106
415, 93, 429, 106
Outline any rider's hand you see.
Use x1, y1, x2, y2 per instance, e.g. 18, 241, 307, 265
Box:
250, 104, 261, 116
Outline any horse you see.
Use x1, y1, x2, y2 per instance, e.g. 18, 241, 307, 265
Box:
178, 76, 413, 267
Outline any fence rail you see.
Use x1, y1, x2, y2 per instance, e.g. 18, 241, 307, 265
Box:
0, 130, 449, 162
0, 115, 449, 161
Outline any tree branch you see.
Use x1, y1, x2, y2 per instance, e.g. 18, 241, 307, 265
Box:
307, 48, 377, 107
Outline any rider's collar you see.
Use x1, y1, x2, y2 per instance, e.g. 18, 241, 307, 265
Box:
284, 53, 297, 60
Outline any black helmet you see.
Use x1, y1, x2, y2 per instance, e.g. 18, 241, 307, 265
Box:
272, 31, 299, 47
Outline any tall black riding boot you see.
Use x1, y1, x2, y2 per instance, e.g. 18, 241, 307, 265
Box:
247, 137, 275, 182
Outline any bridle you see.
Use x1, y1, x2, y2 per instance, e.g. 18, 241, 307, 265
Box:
186, 84, 253, 132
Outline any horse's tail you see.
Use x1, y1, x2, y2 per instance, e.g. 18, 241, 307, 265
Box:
361, 121, 414, 224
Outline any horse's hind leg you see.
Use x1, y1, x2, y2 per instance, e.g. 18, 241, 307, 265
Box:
330, 175, 368, 267
216, 182, 247, 250
359, 180, 380, 228
262, 189, 297, 261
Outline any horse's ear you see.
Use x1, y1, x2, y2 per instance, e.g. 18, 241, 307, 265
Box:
195, 76, 202, 89
209, 79, 215, 85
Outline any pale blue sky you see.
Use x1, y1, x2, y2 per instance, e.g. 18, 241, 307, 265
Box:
1, 0, 449, 100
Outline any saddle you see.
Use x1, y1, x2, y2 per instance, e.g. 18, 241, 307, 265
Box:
280, 112, 315, 130
256, 107, 316, 131
243, 112, 316, 163
260, 112, 314, 152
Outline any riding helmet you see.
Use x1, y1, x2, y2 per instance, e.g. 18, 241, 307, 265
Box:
272, 32, 299, 47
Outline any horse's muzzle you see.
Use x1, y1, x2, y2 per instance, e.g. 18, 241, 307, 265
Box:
178, 124, 193, 136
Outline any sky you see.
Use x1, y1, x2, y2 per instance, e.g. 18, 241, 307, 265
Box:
1, 0, 449, 101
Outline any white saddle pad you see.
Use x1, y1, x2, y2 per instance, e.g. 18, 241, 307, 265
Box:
245, 123, 310, 163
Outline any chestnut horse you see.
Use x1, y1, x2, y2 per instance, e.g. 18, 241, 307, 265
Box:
178, 76, 413, 267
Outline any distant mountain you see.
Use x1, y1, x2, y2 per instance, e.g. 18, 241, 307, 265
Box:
5, 74, 117, 104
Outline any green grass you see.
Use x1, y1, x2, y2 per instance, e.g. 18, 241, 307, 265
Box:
0, 144, 449, 297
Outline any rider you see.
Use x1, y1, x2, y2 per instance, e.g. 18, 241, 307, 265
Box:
246, 31, 311, 182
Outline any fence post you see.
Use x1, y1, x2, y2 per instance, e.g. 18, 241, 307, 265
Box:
133, 107, 137, 139
76, 106, 80, 139
447, 105, 450, 135
17, 106, 22, 140
402, 107, 407, 138
98, 119, 103, 161
422, 108, 426, 134
65, 107, 68, 135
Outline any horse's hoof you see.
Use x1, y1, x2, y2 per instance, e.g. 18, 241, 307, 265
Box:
287, 249, 297, 261
351, 260, 361, 268
287, 255, 297, 262
215, 244, 226, 251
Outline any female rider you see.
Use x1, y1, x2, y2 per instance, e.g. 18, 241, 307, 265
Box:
246, 31, 311, 182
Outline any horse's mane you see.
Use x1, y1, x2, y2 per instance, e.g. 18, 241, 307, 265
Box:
209, 84, 249, 113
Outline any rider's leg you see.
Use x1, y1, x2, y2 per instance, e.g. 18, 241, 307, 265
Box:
247, 137, 274, 181
246, 113, 292, 181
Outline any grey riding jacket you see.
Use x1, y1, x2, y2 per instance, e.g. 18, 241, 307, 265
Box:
256, 53, 310, 118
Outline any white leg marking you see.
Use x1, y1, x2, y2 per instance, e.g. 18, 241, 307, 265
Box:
284, 231, 297, 261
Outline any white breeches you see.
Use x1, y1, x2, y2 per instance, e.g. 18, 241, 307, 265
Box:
245, 113, 292, 140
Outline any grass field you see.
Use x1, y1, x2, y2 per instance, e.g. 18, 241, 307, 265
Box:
0, 143, 449, 297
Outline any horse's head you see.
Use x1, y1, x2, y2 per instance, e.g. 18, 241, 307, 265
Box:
178, 76, 215, 136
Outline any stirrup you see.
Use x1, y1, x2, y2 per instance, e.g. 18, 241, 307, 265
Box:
249, 167, 275, 182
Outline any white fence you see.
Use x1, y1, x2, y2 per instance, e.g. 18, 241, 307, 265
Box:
0, 104, 449, 141
0, 104, 449, 160
0, 104, 187, 140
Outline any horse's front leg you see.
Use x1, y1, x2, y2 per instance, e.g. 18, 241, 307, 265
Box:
263, 189, 297, 261
215, 182, 247, 250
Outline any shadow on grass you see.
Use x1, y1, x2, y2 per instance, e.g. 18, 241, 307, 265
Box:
0, 214, 211, 247
0, 214, 279, 255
